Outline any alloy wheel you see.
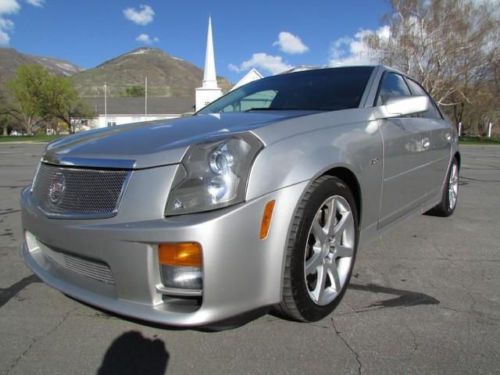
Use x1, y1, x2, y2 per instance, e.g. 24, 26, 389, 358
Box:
304, 195, 355, 306
448, 162, 459, 210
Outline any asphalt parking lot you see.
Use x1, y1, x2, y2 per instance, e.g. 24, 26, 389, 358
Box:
0, 143, 499, 374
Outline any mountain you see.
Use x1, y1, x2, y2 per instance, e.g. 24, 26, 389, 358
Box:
0, 47, 232, 99
0, 48, 82, 87
29, 55, 81, 76
71, 47, 232, 98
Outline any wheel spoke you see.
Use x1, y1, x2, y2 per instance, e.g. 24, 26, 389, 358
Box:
311, 216, 327, 244
305, 251, 323, 275
450, 188, 457, 207
333, 211, 351, 236
325, 198, 337, 236
313, 265, 328, 302
335, 244, 353, 258
327, 262, 341, 291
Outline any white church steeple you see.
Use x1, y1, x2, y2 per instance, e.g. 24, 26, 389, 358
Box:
202, 16, 217, 88
196, 16, 223, 111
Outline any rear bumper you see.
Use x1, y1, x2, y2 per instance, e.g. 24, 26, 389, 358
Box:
20, 165, 307, 326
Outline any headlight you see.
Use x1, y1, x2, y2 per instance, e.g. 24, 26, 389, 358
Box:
30, 160, 42, 193
165, 133, 263, 216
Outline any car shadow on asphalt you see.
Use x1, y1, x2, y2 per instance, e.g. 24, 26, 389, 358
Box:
0, 274, 41, 308
97, 331, 169, 375
348, 283, 440, 309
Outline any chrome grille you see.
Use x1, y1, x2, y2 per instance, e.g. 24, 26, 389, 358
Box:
62, 253, 115, 285
41, 242, 115, 285
32, 163, 130, 219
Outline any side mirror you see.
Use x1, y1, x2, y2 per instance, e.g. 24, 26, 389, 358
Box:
380, 96, 429, 118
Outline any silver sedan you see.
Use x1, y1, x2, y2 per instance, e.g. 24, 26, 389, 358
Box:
20, 65, 459, 326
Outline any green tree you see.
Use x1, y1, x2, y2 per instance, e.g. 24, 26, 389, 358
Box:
0, 88, 10, 135
7, 65, 50, 135
125, 85, 145, 97
7, 64, 95, 135
43, 74, 95, 134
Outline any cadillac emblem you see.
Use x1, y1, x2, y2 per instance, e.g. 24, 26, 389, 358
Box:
48, 172, 66, 205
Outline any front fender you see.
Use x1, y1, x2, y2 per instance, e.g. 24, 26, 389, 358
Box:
247, 120, 384, 233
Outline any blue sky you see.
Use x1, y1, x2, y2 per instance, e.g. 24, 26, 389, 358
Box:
0, 0, 391, 82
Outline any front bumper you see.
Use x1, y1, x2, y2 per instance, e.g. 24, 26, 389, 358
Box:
21, 164, 307, 327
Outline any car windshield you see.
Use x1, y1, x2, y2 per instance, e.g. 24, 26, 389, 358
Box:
198, 66, 374, 114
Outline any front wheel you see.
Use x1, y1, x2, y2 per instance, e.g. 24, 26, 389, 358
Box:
279, 176, 358, 322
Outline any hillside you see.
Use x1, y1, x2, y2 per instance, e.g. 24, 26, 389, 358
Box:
28, 55, 81, 76
71, 47, 232, 98
0, 48, 81, 87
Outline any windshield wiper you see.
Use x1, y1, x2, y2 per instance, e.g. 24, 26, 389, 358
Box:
244, 107, 306, 112
243, 105, 351, 112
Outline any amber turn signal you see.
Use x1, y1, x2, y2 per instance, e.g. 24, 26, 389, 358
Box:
259, 200, 276, 240
158, 242, 203, 267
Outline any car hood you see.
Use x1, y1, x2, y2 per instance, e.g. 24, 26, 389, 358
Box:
44, 112, 309, 169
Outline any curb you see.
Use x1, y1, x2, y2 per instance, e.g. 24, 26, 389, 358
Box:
0, 142, 49, 145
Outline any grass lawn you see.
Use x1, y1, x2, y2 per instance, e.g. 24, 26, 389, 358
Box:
0, 134, 62, 143
459, 136, 500, 145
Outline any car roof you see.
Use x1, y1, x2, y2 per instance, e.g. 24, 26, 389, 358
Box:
279, 64, 405, 76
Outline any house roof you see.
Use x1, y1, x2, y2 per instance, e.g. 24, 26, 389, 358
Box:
231, 68, 263, 91
84, 96, 195, 115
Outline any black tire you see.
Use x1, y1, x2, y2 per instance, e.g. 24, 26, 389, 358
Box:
278, 176, 359, 322
426, 157, 459, 217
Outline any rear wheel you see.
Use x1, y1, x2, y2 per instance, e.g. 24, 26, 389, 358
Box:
427, 157, 459, 217
279, 176, 358, 322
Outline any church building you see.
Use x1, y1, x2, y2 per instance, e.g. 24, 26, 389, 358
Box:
195, 17, 223, 111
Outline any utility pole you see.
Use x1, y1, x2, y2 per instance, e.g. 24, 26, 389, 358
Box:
145, 76, 148, 116
104, 82, 107, 127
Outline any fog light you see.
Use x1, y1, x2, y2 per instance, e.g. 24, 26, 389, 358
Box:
160, 265, 203, 290
158, 243, 203, 290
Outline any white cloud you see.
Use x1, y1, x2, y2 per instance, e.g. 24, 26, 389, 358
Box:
0, 0, 20, 46
273, 31, 309, 54
26, 0, 44, 7
0, 0, 45, 45
0, 17, 13, 30
329, 26, 390, 66
0, 0, 20, 14
229, 53, 292, 75
135, 33, 159, 44
123, 4, 154, 26
228, 64, 240, 72
0, 29, 9, 45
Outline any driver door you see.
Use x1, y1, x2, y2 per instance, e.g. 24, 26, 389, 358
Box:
377, 73, 432, 228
